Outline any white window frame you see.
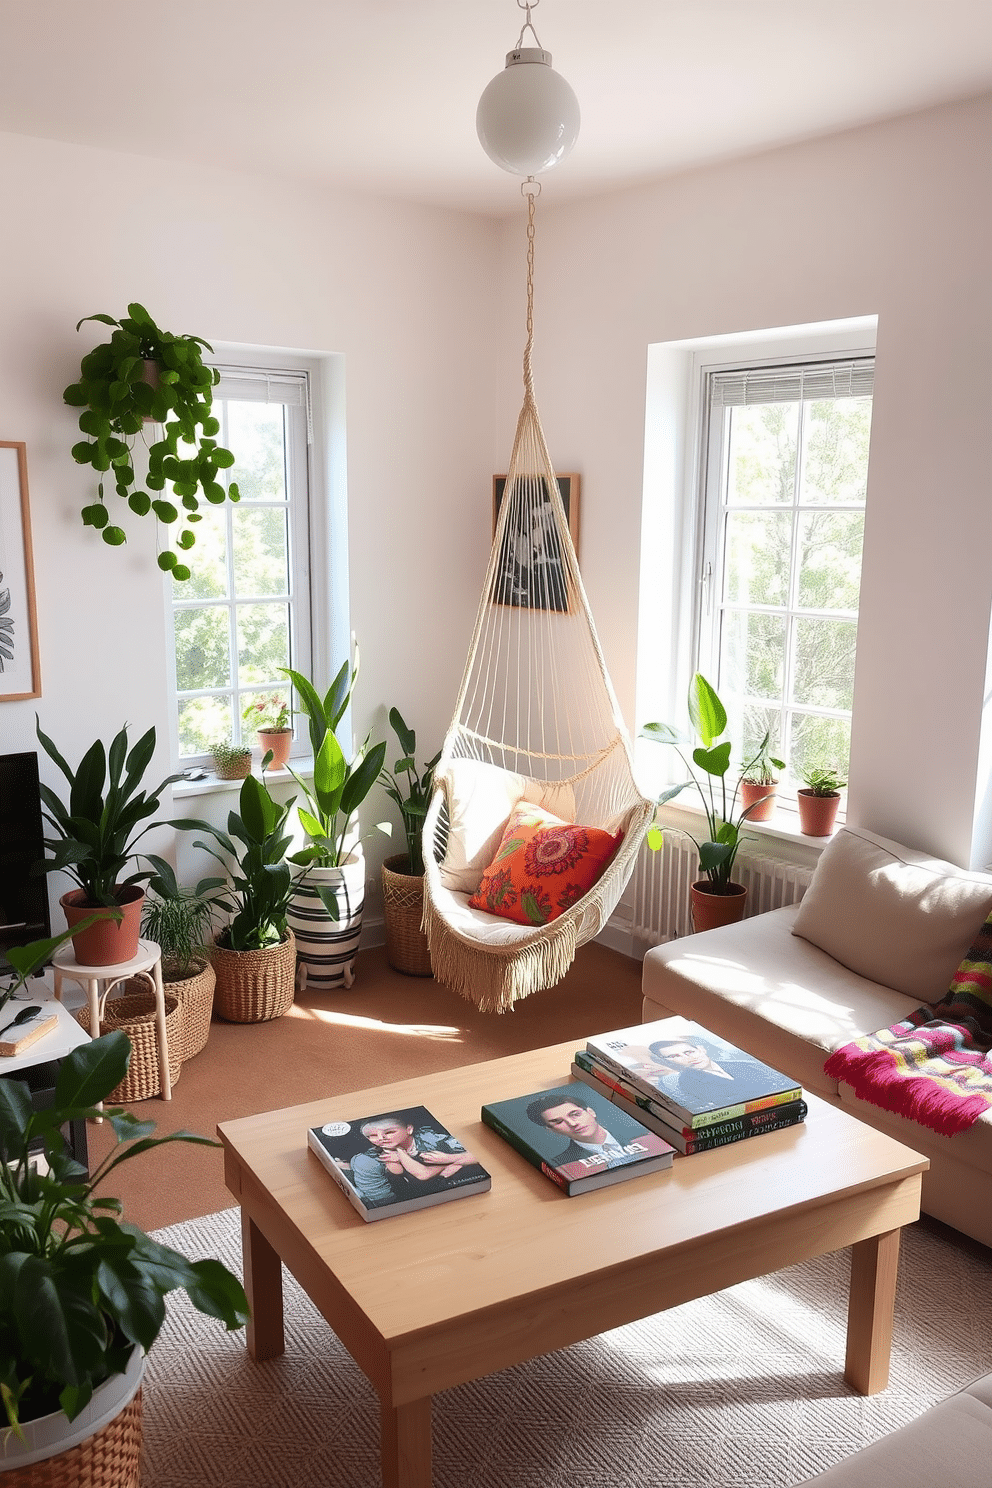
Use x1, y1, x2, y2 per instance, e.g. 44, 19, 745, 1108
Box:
636, 317, 877, 814
166, 356, 318, 768
694, 353, 874, 796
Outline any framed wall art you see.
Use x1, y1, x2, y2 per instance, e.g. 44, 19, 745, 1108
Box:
0, 441, 41, 701
491, 473, 580, 612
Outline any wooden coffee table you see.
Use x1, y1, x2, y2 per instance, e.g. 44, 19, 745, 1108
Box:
217, 1039, 928, 1488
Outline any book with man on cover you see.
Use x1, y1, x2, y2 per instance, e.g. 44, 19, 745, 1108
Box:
570, 1054, 807, 1154
481, 1079, 674, 1196
585, 1016, 802, 1130
307, 1105, 491, 1222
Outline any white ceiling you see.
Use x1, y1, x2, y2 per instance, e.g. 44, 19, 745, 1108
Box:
2, 1, 991, 216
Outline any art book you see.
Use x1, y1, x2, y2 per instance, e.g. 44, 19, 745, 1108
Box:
481, 1079, 674, 1196
570, 1058, 807, 1154
585, 1016, 802, 1129
307, 1105, 491, 1222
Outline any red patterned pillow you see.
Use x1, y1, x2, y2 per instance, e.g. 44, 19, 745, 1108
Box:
468, 803, 623, 927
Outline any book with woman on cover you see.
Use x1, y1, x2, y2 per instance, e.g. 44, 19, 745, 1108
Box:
481, 1079, 674, 1195
585, 1016, 802, 1129
308, 1106, 491, 1222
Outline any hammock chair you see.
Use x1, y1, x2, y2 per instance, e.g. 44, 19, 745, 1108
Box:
423, 183, 655, 1013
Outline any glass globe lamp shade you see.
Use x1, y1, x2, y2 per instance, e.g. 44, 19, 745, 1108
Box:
476, 48, 580, 176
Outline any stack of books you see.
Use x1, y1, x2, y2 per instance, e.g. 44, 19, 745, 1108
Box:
573, 1016, 806, 1155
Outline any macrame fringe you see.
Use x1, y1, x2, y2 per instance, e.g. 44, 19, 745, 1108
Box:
423, 894, 579, 1014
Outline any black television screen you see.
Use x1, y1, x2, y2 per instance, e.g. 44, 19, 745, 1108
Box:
0, 750, 51, 968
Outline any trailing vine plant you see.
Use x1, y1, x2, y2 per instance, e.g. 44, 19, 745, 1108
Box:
63, 301, 240, 581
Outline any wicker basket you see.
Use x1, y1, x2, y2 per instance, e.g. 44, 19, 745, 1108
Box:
75, 990, 182, 1102
210, 931, 296, 1022
0, 1390, 142, 1488
164, 957, 216, 1062
381, 856, 433, 977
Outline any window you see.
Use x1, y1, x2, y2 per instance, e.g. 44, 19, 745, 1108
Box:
695, 357, 873, 789
169, 366, 313, 761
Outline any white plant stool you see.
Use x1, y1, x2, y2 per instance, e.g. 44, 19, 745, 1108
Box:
51, 938, 172, 1102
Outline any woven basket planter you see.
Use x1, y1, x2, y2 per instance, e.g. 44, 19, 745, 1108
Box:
1, 1346, 143, 1486
164, 957, 216, 1062
75, 989, 182, 1102
210, 931, 296, 1023
381, 856, 433, 977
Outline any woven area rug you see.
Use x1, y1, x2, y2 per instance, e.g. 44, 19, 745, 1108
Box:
144, 1207, 991, 1488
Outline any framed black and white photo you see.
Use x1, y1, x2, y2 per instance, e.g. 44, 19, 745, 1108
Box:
491, 473, 580, 612
0, 442, 41, 701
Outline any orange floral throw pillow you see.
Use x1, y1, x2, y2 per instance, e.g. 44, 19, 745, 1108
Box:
468, 803, 624, 927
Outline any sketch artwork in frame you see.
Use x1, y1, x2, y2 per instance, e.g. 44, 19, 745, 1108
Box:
491, 473, 580, 613
0, 442, 41, 700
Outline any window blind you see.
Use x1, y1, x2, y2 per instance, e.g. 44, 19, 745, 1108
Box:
212, 366, 308, 406
709, 357, 874, 407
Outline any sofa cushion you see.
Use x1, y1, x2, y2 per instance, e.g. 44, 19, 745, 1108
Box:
796, 1375, 992, 1486
642, 905, 922, 1099
791, 826, 992, 1005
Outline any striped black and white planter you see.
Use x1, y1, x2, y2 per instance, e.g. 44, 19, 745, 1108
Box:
288, 855, 365, 990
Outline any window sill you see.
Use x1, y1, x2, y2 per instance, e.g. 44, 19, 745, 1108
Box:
172, 757, 314, 800
655, 795, 841, 868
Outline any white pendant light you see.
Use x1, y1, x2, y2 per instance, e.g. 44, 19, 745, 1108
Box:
476, 2, 580, 176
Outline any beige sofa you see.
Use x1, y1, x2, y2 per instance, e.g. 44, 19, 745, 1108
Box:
795, 1371, 992, 1485
641, 825, 992, 1249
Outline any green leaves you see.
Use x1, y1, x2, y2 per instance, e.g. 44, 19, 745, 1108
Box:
687, 673, 727, 748
65, 302, 239, 582
0, 1032, 248, 1430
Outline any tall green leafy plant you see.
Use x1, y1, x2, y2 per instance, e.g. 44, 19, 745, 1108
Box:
35, 719, 182, 909
63, 301, 240, 580
0, 1027, 248, 1436
281, 657, 386, 872
378, 709, 440, 877
642, 673, 774, 891
168, 774, 297, 952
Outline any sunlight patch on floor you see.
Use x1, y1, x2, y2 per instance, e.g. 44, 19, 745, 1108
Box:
288, 1004, 464, 1040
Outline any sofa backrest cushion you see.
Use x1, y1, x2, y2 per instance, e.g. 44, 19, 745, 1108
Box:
792, 825, 992, 1004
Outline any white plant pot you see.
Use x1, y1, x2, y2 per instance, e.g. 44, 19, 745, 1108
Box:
288, 854, 365, 991
1, 1342, 144, 1471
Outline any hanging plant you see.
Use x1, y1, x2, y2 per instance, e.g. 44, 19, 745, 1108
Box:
62, 301, 240, 581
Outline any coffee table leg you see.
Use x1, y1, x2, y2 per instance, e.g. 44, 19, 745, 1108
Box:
844, 1227, 900, 1394
380, 1396, 432, 1488
241, 1209, 285, 1361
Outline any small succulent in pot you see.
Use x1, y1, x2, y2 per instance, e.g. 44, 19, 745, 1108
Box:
210, 741, 252, 780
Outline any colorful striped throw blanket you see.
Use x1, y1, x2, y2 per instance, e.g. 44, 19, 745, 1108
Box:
823, 913, 992, 1136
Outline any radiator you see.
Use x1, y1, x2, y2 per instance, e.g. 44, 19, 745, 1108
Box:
629, 833, 814, 948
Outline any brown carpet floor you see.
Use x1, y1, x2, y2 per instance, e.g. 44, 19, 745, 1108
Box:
87, 941, 644, 1232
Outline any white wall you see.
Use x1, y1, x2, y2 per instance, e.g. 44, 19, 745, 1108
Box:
496, 93, 992, 869
0, 130, 498, 916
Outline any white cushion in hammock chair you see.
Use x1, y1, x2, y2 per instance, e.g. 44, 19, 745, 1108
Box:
438, 758, 577, 894
433, 882, 568, 949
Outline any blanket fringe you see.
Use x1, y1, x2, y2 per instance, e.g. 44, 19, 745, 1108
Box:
423, 894, 579, 1014
824, 1046, 991, 1136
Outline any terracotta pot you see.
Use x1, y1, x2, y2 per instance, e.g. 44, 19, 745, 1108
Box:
690, 880, 747, 933
740, 779, 777, 822
381, 854, 433, 976
1, 1342, 143, 1484
60, 885, 144, 967
797, 789, 841, 837
257, 728, 292, 770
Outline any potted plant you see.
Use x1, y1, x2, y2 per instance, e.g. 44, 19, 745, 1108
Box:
797, 765, 846, 837
62, 301, 240, 582
242, 691, 293, 771
1, 931, 248, 1479
169, 772, 299, 1022
642, 674, 774, 932
740, 741, 786, 823
139, 869, 217, 1061
210, 741, 252, 781
34, 719, 182, 967
377, 708, 440, 976
281, 654, 386, 991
